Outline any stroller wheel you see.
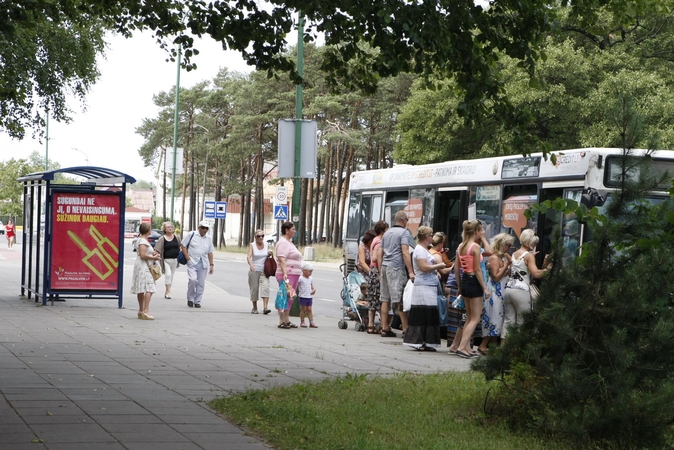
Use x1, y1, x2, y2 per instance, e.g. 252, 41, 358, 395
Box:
338, 320, 348, 330
355, 323, 365, 332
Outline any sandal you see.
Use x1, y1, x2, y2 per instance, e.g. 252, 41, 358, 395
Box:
381, 329, 397, 337
286, 322, 298, 328
367, 326, 377, 334
278, 323, 288, 329
251, 309, 259, 314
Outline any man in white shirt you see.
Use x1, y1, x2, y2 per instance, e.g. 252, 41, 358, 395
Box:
180, 220, 215, 308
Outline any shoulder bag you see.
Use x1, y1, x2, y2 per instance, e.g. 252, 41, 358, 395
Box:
177, 232, 195, 265
263, 255, 277, 277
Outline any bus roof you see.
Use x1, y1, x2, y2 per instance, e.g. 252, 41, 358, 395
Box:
349, 148, 674, 191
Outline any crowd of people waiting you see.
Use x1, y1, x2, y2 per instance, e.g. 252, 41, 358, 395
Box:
357, 211, 552, 358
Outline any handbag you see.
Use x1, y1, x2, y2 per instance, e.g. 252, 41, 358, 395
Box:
177, 232, 195, 265
530, 283, 540, 302
263, 256, 277, 277
147, 262, 162, 281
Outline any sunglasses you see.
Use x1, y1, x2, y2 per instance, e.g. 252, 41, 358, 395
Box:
255, 235, 264, 238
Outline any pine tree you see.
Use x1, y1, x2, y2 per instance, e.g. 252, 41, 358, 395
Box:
474, 99, 674, 448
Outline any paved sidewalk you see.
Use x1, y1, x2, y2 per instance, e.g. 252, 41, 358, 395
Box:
0, 246, 470, 449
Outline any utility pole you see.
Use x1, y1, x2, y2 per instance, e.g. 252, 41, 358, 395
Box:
170, 46, 182, 224
292, 11, 305, 243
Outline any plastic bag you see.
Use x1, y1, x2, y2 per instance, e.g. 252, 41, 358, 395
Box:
402, 279, 414, 312
275, 280, 288, 310
436, 281, 448, 325
452, 295, 465, 310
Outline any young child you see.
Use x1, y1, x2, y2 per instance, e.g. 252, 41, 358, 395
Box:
298, 262, 317, 328
356, 283, 369, 307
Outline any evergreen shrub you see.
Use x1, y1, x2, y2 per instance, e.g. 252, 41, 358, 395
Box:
474, 153, 674, 448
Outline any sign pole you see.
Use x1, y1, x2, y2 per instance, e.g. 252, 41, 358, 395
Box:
292, 11, 304, 240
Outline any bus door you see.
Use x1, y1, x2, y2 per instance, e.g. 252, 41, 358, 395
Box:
539, 183, 584, 263
345, 191, 383, 273
436, 188, 468, 251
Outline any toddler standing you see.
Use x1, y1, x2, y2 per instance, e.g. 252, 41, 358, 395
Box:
298, 262, 317, 328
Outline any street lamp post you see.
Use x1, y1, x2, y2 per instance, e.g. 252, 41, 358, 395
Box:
71, 148, 90, 166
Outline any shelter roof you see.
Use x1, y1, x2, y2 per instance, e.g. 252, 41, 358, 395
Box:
17, 166, 136, 184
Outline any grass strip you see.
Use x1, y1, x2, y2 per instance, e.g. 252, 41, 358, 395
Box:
210, 371, 572, 450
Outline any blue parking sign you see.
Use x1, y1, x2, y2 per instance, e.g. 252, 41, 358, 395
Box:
215, 201, 227, 219
273, 205, 288, 221
204, 201, 215, 218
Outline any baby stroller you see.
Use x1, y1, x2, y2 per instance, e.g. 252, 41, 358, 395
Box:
338, 264, 368, 331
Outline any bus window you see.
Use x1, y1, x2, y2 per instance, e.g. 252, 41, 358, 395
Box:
469, 185, 501, 241
371, 195, 382, 227
346, 192, 361, 240
384, 191, 409, 224
360, 195, 372, 238
405, 188, 435, 238
501, 184, 538, 240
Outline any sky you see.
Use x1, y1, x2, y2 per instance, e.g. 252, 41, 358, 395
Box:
0, 32, 252, 183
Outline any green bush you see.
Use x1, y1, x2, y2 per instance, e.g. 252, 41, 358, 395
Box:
474, 153, 674, 448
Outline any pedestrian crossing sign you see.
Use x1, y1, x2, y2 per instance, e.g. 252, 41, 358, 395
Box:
273, 205, 289, 221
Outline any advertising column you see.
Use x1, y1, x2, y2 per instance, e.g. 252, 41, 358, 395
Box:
51, 192, 121, 291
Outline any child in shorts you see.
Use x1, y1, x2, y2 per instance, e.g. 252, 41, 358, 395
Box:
298, 262, 317, 328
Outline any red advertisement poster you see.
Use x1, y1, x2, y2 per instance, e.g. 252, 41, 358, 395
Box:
50, 193, 121, 290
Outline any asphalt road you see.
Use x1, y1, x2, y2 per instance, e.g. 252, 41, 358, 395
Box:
124, 240, 349, 321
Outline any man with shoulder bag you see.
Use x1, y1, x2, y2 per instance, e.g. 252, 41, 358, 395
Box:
181, 220, 215, 308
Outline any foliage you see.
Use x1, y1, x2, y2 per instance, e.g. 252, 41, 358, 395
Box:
395, 4, 674, 163
210, 372, 573, 450
4, 0, 661, 142
0, 0, 106, 138
137, 44, 414, 246
473, 150, 674, 447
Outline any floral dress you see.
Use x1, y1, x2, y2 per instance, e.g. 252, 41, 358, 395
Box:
482, 255, 508, 337
130, 238, 156, 294
366, 237, 382, 311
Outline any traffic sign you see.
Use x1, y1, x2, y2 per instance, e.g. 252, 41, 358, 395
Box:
275, 186, 288, 205
274, 205, 289, 221
204, 201, 215, 218
215, 201, 227, 219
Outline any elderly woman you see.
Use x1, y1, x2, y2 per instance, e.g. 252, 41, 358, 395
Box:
502, 229, 552, 339
154, 221, 180, 299
131, 223, 161, 320
275, 221, 303, 329
477, 232, 514, 355
403, 226, 446, 351
247, 229, 273, 314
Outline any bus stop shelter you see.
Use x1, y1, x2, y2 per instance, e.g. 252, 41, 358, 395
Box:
17, 167, 136, 307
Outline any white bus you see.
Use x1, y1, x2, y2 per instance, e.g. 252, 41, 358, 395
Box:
343, 148, 674, 273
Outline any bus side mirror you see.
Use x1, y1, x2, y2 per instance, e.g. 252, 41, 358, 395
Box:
581, 188, 605, 208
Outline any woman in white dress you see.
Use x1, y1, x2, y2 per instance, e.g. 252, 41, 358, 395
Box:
403, 226, 447, 351
131, 223, 161, 320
